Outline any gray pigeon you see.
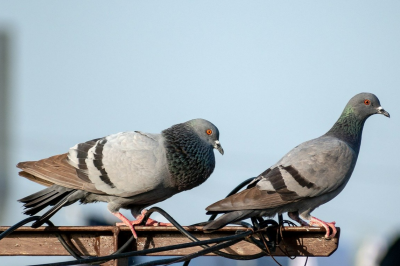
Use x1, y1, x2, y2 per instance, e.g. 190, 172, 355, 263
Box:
18, 118, 223, 238
204, 93, 389, 238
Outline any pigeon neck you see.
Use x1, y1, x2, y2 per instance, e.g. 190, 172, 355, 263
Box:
162, 123, 215, 191
325, 106, 366, 153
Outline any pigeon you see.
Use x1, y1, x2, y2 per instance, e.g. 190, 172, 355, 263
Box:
204, 93, 389, 238
18, 118, 223, 238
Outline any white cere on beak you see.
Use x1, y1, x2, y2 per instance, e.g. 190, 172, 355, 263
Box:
214, 140, 220, 148
377, 106, 390, 117
213, 140, 224, 155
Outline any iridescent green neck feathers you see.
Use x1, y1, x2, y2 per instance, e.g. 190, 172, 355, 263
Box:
325, 106, 366, 152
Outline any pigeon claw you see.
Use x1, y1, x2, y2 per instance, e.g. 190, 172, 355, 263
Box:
130, 209, 173, 226
309, 216, 337, 239
113, 210, 173, 238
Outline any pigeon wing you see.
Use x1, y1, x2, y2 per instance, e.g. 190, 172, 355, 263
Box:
68, 131, 170, 197
207, 136, 357, 212
17, 153, 104, 194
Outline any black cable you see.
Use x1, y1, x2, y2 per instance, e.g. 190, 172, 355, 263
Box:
0, 216, 40, 240
278, 214, 283, 225
0, 208, 257, 266
29, 230, 253, 266
186, 177, 261, 265
182, 260, 191, 266
166, 238, 243, 265
2, 176, 296, 266
132, 257, 180, 266
45, 220, 84, 260
114, 236, 135, 254
143, 207, 265, 261
1, 209, 286, 266
0, 214, 135, 264
0, 216, 88, 260
132, 238, 245, 266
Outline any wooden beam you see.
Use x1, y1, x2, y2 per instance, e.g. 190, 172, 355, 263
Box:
0, 225, 340, 266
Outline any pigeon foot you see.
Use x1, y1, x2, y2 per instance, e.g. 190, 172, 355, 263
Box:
117, 210, 173, 227
113, 210, 173, 238
309, 216, 337, 239
112, 211, 139, 239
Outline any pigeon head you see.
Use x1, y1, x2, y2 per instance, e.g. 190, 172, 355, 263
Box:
326, 92, 389, 152
186, 119, 224, 155
162, 118, 223, 191
346, 92, 390, 120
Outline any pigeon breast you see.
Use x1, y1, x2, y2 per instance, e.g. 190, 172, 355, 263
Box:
162, 123, 216, 191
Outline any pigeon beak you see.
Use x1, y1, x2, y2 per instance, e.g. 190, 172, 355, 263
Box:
214, 140, 224, 155
377, 106, 390, 118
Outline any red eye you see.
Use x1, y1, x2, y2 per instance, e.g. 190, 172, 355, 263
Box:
364, 99, 371, 105
206, 129, 213, 135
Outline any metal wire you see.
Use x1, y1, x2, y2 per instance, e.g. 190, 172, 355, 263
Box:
133, 257, 180, 266
167, 238, 243, 265
0, 216, 41, 240
143, 207, 265, 260
0, 207, 305, 266
0, 216, 87, 260
1, 176, 308, 266
29, 229, 254, 266
0, 215, 134, 265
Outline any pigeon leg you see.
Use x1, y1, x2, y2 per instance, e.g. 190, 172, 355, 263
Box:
288, 211, 309, 226
309, 216, 337, 239
112, 211, 138, 239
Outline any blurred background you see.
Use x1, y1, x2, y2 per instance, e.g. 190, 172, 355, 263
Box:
0, 1, 399, 265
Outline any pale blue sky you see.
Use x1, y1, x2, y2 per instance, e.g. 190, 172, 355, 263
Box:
1, 1, 399, 265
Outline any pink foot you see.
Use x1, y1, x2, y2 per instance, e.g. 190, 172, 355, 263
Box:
112, 210, 173, 238
116, 217, 172, 226
116, 210, 173, 226
112, 211, 139, 239
309, 216, 337, 239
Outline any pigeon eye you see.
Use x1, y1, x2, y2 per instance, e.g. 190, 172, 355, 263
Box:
364, 99, 371, 106
206, 129, 213, 135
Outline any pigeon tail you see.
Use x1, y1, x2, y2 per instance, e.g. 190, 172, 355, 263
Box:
19, 185, 78, 227
203, 210, 253, 232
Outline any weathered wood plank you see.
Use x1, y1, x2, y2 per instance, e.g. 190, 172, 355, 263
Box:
0, 225, 340, 261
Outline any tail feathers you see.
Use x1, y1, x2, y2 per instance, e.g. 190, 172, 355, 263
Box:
203, 210, 254, 232
23, 192, 68, 216
19, 185, 76, 218
19, 188, 56, 203
31, 191, 77, 228
23, 190, 59, 208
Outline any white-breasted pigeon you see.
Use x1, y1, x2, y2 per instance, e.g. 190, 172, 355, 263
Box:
18, 118, 223, 238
